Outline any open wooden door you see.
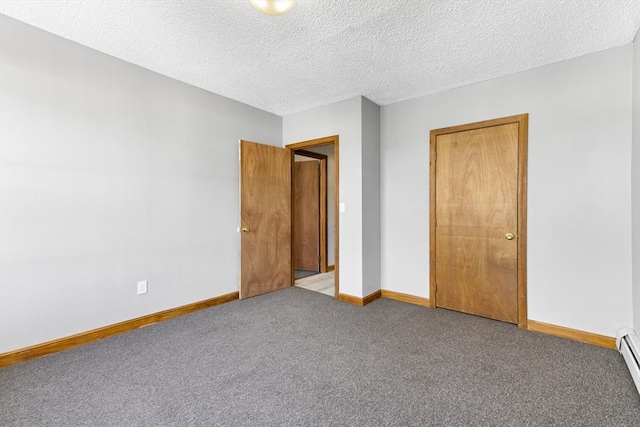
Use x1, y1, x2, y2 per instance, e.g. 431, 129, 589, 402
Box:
294, 160, 320, 272
240, 140, 291, 299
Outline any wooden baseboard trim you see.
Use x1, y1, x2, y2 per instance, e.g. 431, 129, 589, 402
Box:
327, 265, 335, 272
363, 290, 382, 305
527, 319, 616, 349
338, 290, 381, 306
0, 291, 239, 368
338, 293, 362, 305
381, 290, 430, 307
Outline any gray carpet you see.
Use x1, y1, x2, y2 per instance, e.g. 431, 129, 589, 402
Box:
1, 287, 639, 426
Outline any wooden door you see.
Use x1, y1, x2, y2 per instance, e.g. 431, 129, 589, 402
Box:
294, 160, 320, 271
240, 140, 291, 299
431, 115, 528, 325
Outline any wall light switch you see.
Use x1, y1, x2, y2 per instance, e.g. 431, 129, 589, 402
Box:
137, 280, 148, 295
339, 202, 346, 213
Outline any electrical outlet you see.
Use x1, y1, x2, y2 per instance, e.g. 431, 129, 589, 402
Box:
137, 280, 148, 295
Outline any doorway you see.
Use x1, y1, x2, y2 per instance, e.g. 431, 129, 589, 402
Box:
287, 136, 339, 298
293, 150, 327, 281
429, 114, 528, 327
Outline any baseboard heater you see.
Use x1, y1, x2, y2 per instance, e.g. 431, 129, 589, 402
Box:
616, 327, 640, 395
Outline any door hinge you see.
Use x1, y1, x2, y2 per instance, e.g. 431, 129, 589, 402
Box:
434, 283, 437, 294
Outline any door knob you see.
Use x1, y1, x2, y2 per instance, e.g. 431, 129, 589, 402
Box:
241, 227, 250, 233
505, 233, 514, 240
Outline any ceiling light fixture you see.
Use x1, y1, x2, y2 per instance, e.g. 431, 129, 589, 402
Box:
250, 0, 295, 16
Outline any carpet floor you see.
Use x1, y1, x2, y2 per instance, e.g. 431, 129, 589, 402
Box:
1, 287, 639, 426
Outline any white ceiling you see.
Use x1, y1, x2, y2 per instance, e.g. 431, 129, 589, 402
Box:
1, 1, 639, 116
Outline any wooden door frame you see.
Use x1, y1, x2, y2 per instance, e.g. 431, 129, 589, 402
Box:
294, 150, 328, 273
429, 114, 528, 327
286, 135, 339, 298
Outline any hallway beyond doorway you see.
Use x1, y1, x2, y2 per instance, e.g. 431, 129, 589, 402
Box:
295, 271, 334, 296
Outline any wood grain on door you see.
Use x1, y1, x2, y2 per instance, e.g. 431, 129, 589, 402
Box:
434, 123, 519, 323
294, 160, 320, 272
240, 140, 291, 299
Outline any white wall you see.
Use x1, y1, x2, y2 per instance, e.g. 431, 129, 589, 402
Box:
0, 16, 282, 353
633, 29, 640, 334
381, 45, 634, 337
301, 145, 336, 266
283, 97, 363, 296
361, 98, 381, 296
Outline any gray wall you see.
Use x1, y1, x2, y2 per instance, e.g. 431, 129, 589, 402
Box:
381, 45, 634, 337
301, 145, 336, 266
0, 16, 282, 353
283, 97, 363, 296
361, 98, 381, 296
284, 97, 381, 297
633, 28, 640, 334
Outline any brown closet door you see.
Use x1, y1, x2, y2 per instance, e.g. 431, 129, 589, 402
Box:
434, 123, 519, 323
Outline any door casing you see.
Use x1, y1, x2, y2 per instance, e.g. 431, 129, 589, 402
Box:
429, 114, 528, 327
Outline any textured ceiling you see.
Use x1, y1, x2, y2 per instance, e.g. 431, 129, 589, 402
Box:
1, 1, 639, 116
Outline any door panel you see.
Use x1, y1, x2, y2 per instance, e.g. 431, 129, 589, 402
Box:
434, 123, 519, 323
294, 161, 320, 271
240, 140, 291, 299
